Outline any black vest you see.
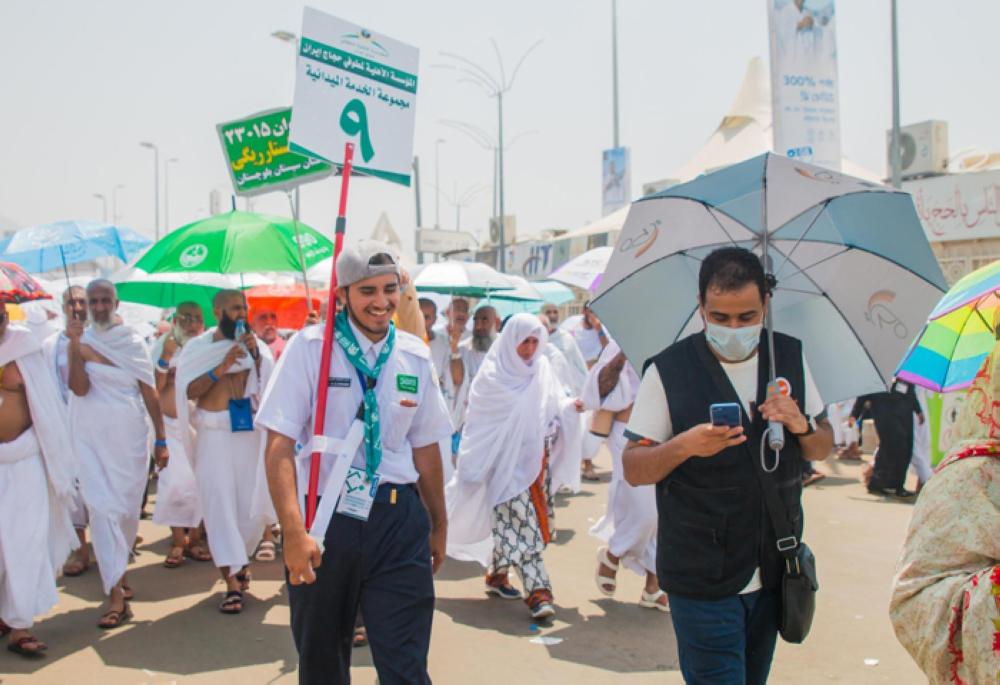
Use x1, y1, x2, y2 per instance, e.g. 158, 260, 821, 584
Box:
645, 331, 806, 600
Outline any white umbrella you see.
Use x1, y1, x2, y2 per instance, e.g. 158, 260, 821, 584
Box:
413, 261, 517, 298
550, 246, 613, 292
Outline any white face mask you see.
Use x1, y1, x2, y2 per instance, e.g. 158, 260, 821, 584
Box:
704, 320, 763, 361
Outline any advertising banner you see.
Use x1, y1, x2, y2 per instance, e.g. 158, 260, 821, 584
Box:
767, 0, 841, 170
290, 8, 419, 186
602, 146, 631, 216
904, 170, 1000, 242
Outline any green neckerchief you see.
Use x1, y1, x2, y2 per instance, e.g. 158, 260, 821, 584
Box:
334, 310, 396, 480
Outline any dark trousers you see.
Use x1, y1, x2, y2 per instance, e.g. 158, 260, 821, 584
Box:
288, 484, 434, 685
870, 415, 914, 490
668, 588, 780, 685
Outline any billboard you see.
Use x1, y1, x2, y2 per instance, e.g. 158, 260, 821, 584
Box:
767, 0, 841, 170
602, 146, 631, 217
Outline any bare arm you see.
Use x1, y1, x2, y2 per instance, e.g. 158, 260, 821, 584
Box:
798, 418, 834, 462
67, 337, 90, 397
448, 326, 464, 389
597, 352, 626, 399
265, 430, 322, 584
413, 442, 447, 574
187, 343, 243, 399
138, 382, 169, 469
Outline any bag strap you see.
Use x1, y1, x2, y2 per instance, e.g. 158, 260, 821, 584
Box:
749, 433, 800, 562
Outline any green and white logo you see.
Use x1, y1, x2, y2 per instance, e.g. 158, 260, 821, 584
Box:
179, 243, 209, 268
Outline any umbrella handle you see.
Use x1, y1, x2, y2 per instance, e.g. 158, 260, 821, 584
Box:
305, 143, 355, 531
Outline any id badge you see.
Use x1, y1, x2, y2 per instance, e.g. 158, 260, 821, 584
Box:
335, 467, 380, 521
228, 398, 254, 432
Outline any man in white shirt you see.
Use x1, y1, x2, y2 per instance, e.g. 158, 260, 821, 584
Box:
260, 240, 452, 685
622, 247, 832, 685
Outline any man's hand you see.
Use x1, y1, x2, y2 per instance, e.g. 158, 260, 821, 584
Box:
430, 524, 446, 574
66, 319, 85, 341
304, 310, 320, 326
161, 334, 179, 359
153, 444, 169, 470
917, 413, 926, 425
218, 344, 246, 373
759, 395, 808, 435
678, 423, 746, 458
284, 530, 322, 585
240, 332, 259, 360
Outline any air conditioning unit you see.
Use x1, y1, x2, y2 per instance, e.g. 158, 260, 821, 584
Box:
886, 120, 948, 179
488, 215, 517, 245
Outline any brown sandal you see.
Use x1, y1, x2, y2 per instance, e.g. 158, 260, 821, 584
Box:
98, 602, 132, 630
164, 545, 186, 569
7, 634, 47, 657
63, 552, 91, 577
184, 543, 212, 562
234, 569, 251, 593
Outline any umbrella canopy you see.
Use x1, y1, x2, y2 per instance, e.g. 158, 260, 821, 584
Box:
412, 260, 517, 298
246, 283, 325, 330
591, 153, 948, 404
113, 267, 270, 326
895, 259, 1000, 392
0, 262, 53, 304
549, 246, 613, 292
133, 210, 332, 275
3, 220, 151, 274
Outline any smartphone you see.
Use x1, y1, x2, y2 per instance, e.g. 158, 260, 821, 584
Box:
710, 402, 742, 428
234, 319, 246, 338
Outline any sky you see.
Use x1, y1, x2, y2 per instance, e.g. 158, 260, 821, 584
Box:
1, 0, 998, 256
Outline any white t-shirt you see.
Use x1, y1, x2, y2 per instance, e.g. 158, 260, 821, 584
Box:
625, 350, 825, 594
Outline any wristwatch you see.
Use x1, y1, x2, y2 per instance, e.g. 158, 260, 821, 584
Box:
791, 414, 816, 437
450, 351, 462, 361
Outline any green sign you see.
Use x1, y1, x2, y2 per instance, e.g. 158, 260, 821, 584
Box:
217, 107, 333, 196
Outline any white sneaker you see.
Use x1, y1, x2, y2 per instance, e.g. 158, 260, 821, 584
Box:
530, 601, 556, 620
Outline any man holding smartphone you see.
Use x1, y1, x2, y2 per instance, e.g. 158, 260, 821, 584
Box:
622, 247, 832, 685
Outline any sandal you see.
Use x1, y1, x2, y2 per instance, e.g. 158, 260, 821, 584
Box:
219, 591, 243, 615
639, 589, 671, 613
234, 569, 251, 593
63, 552, 91, 577
7, 634, 47, 657
581, 463, 600, 481
184, 542, 212, 562
164, 545, 186, 569
255, 540, 277, 562
352, 626, 368, 648
595, 546, 618, 597
98, 602, 132, 629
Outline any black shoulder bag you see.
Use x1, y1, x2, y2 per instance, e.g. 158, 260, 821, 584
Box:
752, 465, 819, 644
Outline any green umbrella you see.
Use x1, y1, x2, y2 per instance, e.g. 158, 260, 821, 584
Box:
112, 268, 271, 326
134, 210, 333, 275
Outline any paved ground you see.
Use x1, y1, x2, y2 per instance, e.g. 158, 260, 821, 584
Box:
0, 452, 923, 684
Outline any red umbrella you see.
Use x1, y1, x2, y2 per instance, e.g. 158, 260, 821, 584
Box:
246, 284, 324, 331
0, 262, 52, 304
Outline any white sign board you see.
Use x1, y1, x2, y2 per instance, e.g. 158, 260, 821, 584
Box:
767, 0, 841, 170
416, 228, 478, 254
290, 8, 419, 186
905, 170, 1000, 242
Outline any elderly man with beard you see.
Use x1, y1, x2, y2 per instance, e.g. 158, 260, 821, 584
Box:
152, 302, 212, 567
259, 240, 452, 684
68, 280, 168, 629
251, 306, 286, 359
175, 290, 275, 615
0, 298, 78, 657
444, 305, 498, 445
43, 286, 93, 577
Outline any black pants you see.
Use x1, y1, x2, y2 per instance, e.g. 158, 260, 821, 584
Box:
288, 484, 434, 685
870, 414, 913, 490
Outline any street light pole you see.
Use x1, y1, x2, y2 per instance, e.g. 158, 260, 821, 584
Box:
436, 39, 542, 273
612, 0, 620, 149
165, 157, 179, 232
112, 184, 124, 224
889, 0, 902, 189
435, 139, 445, 228
139, 141, 160, 239
92, 193, 108, 223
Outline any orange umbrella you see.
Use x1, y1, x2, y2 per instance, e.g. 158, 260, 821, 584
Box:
246, 284, 325, 331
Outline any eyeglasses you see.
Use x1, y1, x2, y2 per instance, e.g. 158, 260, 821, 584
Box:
176, 314, 203, 324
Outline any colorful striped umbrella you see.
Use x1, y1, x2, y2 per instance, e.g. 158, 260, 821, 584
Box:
896, 260, 1000, 392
